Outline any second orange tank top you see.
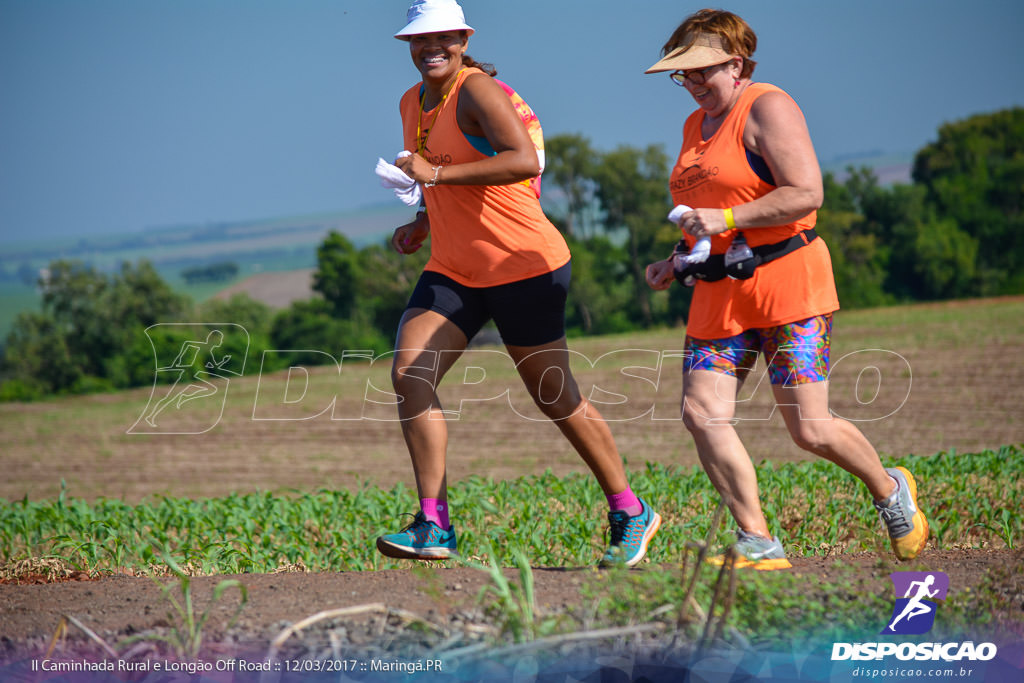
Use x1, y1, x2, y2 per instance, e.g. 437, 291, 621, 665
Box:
669, 82, 839, 338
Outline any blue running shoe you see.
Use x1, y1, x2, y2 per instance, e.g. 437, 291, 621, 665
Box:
376, 512, 458, 560
600, 498, 661, 568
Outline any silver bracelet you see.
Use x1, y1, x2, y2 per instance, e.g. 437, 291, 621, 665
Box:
424, 165, 442, 188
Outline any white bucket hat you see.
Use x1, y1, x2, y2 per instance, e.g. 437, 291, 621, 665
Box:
394, 0, 475, 41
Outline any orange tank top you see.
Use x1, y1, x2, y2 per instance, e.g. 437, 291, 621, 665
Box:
399, 68, 570, 287
669, 82, 839, 339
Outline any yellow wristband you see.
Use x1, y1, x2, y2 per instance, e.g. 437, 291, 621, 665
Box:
723, 207, 736, 230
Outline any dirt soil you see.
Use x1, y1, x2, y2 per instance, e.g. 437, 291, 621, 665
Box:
2, 551, 1022, 669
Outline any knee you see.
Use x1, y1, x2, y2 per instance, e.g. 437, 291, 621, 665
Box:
391, 364, 434, 399
681, 395, 733, 434
522, 365, 584, 419
788, 420, 836, 454
532, 383, 583, 420
390, 364, 407, 393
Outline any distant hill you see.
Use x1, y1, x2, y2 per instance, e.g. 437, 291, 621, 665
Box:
0, 204, 412, 282
821, 150, 913, 185
211, 268, 317, 309
0, 204, 414, 338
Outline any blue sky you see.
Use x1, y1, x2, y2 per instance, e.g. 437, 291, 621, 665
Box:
2, 0, 1023, 241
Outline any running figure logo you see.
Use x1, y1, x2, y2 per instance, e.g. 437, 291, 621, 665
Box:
883, 571, 949, 635
128, 324, 248, 434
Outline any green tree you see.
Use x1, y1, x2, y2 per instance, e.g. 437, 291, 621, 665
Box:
906, 215, 978, 299
912, 108, 1024, 293
1, 311, 81, 397
883, 194, 979, 302
108, 261, 189, 332
180, 261, 239, 284
544, 134, 600, 238
269, 299, 389, 366
197, 293, 274, 336
817, 171, 893, 308
352, 242, 429, 340
37, 260, 111, 378
591, 144, 672, 327
313, 231, 362, 319
102, 261, 192, 389
563, 235, 634, 335
1, 259, 188, 396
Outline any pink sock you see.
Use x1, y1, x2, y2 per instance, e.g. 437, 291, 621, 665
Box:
420, 498, 450, 529
607, 488, 642, 517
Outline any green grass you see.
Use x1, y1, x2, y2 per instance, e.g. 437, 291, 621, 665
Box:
2, 447, 1019, 575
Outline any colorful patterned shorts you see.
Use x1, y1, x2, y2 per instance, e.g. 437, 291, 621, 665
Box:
683, 314, 833, 386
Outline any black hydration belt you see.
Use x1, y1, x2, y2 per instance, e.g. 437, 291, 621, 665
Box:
675, 228, 819, 282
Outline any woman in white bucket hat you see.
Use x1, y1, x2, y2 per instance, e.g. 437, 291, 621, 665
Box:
375, 0, 661, 568
643, 9, 928, 569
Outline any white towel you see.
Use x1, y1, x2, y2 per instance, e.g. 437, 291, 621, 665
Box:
667, 204, 691, 225
668, 204, 711, 264
375, 151, 421, 207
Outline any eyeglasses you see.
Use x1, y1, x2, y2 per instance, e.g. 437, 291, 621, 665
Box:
670, 60, 732, 87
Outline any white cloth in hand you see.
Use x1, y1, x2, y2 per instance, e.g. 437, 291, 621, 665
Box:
681, 237, 711, 264
667, 204, 691, 225
375, 150, 421, 207
667, 204, 711, 264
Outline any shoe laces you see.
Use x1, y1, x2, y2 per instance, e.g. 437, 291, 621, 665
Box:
736, 530, 761, 544
607, 511, 631, 546
397, 511, 424, 529
396, 511, 437, 539
877, 502, 911, 537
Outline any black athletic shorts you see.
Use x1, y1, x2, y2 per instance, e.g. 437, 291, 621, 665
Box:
405, 261, 571, 347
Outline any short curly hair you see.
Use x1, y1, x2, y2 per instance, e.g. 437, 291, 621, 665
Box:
661, 9, 758, 78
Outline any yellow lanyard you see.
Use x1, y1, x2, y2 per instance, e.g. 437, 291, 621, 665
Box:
416, 68, 466, 155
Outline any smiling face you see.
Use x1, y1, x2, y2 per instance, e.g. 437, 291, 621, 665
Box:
683, 57, 741, 118
408, 31, 467, 83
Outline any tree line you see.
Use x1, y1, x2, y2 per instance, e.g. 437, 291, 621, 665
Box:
180, 261, 239, 285
1, 108, 1020, 400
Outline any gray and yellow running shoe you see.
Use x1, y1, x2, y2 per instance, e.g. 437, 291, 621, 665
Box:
709, 530, 793, 571
874, 466, 929, 561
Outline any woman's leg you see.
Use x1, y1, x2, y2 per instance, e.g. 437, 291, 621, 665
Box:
507, 335, 660, 566
377, 308, 469, 559
485, 262, 636, 493
772, 380, 895, 500
765, 315, 927, 560
391, 308, 470, 501
681, 369, 773, 538
505, 336, 629, 497
758, 315, 894, 499
772, 379, 928, 560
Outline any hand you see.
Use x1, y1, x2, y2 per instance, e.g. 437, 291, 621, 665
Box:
391, 214, 430, 254
645, 259, 675, 291
394, 152, 436, 185
678, 207, 730, 238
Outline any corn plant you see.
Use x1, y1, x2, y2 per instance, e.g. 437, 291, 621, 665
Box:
472, 545, 560, 643
118, 547, 248, 660
1, 447, 1021, 575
